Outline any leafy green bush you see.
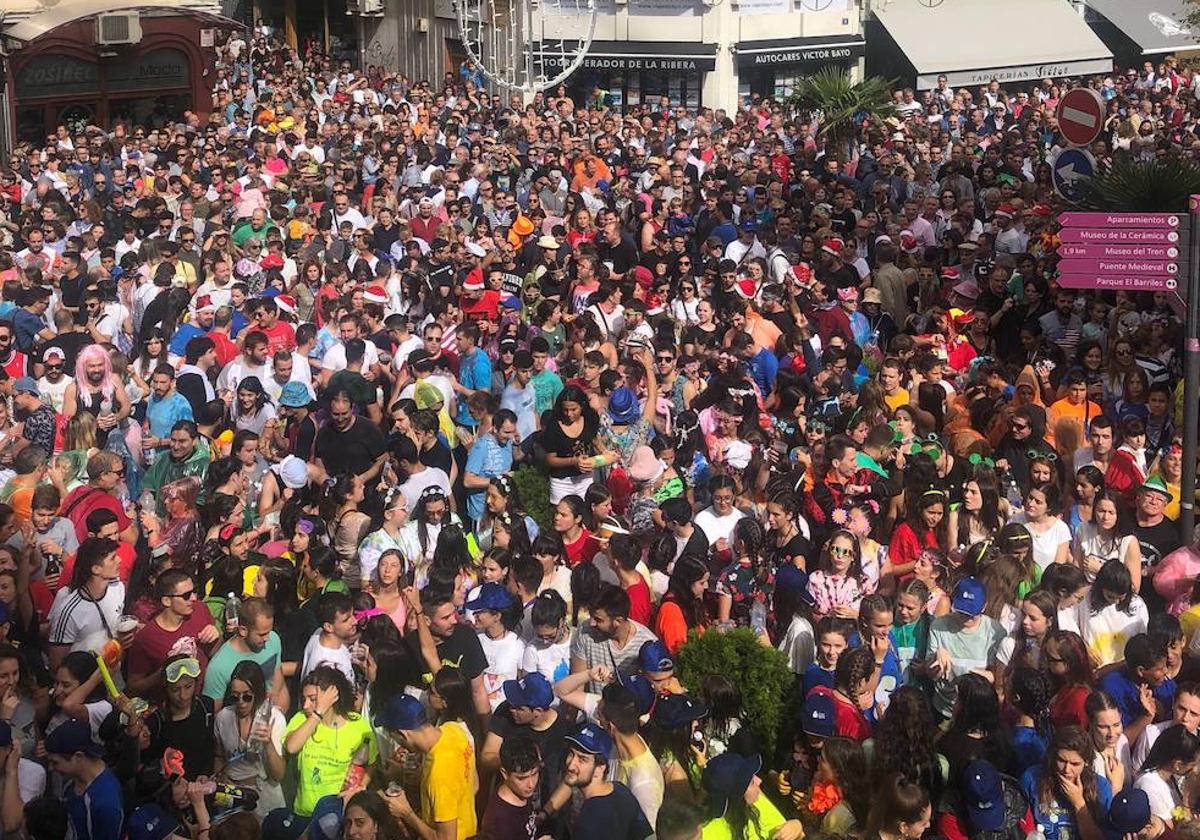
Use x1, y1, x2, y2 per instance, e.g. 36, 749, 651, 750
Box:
512, 465, 553, 532
676, 628, 794, 758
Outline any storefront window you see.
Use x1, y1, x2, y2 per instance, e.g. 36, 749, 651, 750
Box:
110, 94, 192, 130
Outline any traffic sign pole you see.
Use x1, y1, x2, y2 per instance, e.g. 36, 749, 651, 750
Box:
1183, 197, 1200, 543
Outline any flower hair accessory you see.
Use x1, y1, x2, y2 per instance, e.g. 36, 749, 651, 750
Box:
831, 508, 849, 526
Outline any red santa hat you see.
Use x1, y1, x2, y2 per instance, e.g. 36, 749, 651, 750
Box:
821, 237, 845, 257
364, 284, 389, 304
994, 204, 1015, 219
899, 230, 920, 253
941, 266, 961, 281
275, 294, 297, 314
735, 278, 758, 300
463, 267, 485, 292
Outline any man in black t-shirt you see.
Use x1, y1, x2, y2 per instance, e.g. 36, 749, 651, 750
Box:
1134, 478, 1181, 608
411, 586, 490, 723
560, 724, 653, 840
480, 674, 573, 805
313, 389, 386, 480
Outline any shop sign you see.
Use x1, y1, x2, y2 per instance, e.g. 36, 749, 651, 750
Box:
917, 57, 1112, 90
106, 48, 191, 92
738, 42, 864, 67
628, 0, 699, 16
15, 55, 100, 98
540, 52, 715, 72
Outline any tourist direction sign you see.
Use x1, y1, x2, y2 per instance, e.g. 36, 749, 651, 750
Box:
1058, 273, 1179, 292
1057, 244, 1179, 260
1057, 258, 1179, 275
1059, 227, 1182, 244
1058, 212, 1183, 228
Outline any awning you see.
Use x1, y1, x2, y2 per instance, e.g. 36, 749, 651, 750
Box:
3, 0, 238, 43
534, 41, 717, 72
736, 34, 866, 69
1085, 0, 1199, 55
873, 0, 1113, 89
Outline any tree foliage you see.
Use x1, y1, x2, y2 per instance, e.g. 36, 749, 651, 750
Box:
676, 627, 794, 757
788, 69, 898, 152
1078, 153, 1200, 212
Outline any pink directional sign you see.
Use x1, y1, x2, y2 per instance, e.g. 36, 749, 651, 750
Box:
1058, 273, 1179, 292
1059, 212, 1182, 228
1057, 258, 1179, 275
1059, 228, 1180, 244
1058, 244, 1179, 260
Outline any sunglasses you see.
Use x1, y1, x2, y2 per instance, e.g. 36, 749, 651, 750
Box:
830, 545, 854, 557
172, 589, 196, 601
230, 691, 256, 703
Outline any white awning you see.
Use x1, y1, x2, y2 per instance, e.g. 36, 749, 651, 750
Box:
874, 0, 1114, 89
3, 0, 235, 43
1085, 0, 1199, 56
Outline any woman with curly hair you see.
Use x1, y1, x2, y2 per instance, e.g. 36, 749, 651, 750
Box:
868, 685, 946, 808
937, 672, 1014, 779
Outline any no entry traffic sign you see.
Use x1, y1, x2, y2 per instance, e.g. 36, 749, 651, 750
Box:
1056, 88, 1105, 147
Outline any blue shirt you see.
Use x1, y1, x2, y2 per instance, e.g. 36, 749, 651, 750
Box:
1098, 669, 1160, 727
464, 432, 513, 522
66, 767, 124, 840
500, 381, 538, 441
456, 347, 493, 427
12, 308, 44, 353
1021, 766, 1112, 840
802, 663, 835, 697
1012, 725, 1049, 776
146, 391, 194, 440
749, 349, 779, 397
168, 322, 207, 357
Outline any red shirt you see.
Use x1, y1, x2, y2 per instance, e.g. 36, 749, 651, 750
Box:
260, 320, 296, 355
626, 577, 653, 626
60, 542, 136, 587
0, 350, 26, 380
210, 331, 240, 368
809, 685, 872, 741
124, 607, 215, 679
563, 529, 599, 568
60, 485, 132, 545
1050, 684, 1091, 729
460, 290, 501, 323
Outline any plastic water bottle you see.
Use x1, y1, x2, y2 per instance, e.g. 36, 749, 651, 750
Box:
225, 592, 240, 631
750, 600, 767, 634
1026, 825, 1047, 840
138, 489, 156, 516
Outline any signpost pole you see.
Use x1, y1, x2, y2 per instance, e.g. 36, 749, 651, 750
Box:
1181, 196, 1200, 544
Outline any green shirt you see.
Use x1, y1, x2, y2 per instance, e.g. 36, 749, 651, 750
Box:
202, 631, 283, 702
285, 711, 377, 816
232, 221, 277, 247
531, 369, 564, 415
702, 794, 787, 840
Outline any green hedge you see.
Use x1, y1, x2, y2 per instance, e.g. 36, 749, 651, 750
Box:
512, 464, 553, 532
676, 627, 794, 758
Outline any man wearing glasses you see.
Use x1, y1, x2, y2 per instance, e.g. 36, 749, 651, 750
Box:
124, 570, 219, 697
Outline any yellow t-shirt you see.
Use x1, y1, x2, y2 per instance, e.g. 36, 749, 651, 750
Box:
884, 388, 910, 412
285, 712, 378, 816
422, 722, 478, 840
701, 794, 787, 840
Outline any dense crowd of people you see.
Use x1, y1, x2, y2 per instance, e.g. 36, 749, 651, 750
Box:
3, 25, 1200, 840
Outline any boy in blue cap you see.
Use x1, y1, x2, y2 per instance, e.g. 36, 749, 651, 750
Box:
467, 582, 525, 711
480, 672, 574, 804
44, 719, 123, 840
922, 576, 1005, 719
375, 694, 476, 840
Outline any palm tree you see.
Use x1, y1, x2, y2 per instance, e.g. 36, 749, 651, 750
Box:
788, 69, 897, 159
1079, 153, 1200, 212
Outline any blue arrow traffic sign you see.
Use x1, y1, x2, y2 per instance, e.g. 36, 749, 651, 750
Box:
1052, 148, 1097, 205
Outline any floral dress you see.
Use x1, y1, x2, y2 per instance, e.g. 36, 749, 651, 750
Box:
716, 557, 775, 626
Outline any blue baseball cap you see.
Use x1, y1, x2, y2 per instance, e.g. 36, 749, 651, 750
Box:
128, 805, 183, 840
703, 752, 762, 820
963, 760, 1005, 832
374, 694, 427, 732
262, 810, 308, 840
951, 576, 986, 617
44, 718, 102, 757
565, 723, 613, 758
466, 582, 513, 613
801, 691, 836, 738
1109, 789, 1151, 835
626, 674, 657, 715
637, 639, 675, 675
775, 565, 815, 607
503, 673, 554, 710
309, 796, 344, 840
652, 693, 708, 730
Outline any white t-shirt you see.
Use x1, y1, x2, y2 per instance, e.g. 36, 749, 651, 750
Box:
1091, 733, 1132, 782
300, 630, 355, 682
398, 467, 451, 514
521, 637, 572, 687
1135, 771, 1180, 822
213, 704, 287, 815
478, 631, 525, 710
319, 339, 380, 373
1011, 512, 1072, 570
694, 507, 746, 549
1079, 596, 1150, 668
47, 581, 126, 650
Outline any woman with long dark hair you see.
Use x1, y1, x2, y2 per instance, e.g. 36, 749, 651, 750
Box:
1134, 724, 1200, 827
938, 672, 1014, 779
949, 466, 1005, 549
1085, 690, 1132, 795
1073, 488, 1142, 589
542, 384, 612, 503
865, 773, 932, 840
320, 472, 371, 591
655, 554, 710, 655
400, 485, 464, 583
213, 660, 286, 815
1081, 558, 1149, 669
1044, 629, 1096, 729
343, 791, 409, 840
869, 684, 945, 807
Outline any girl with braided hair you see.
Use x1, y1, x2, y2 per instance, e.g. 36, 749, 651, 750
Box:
809, 644, 875, 741
1010, 666, 1054, 776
